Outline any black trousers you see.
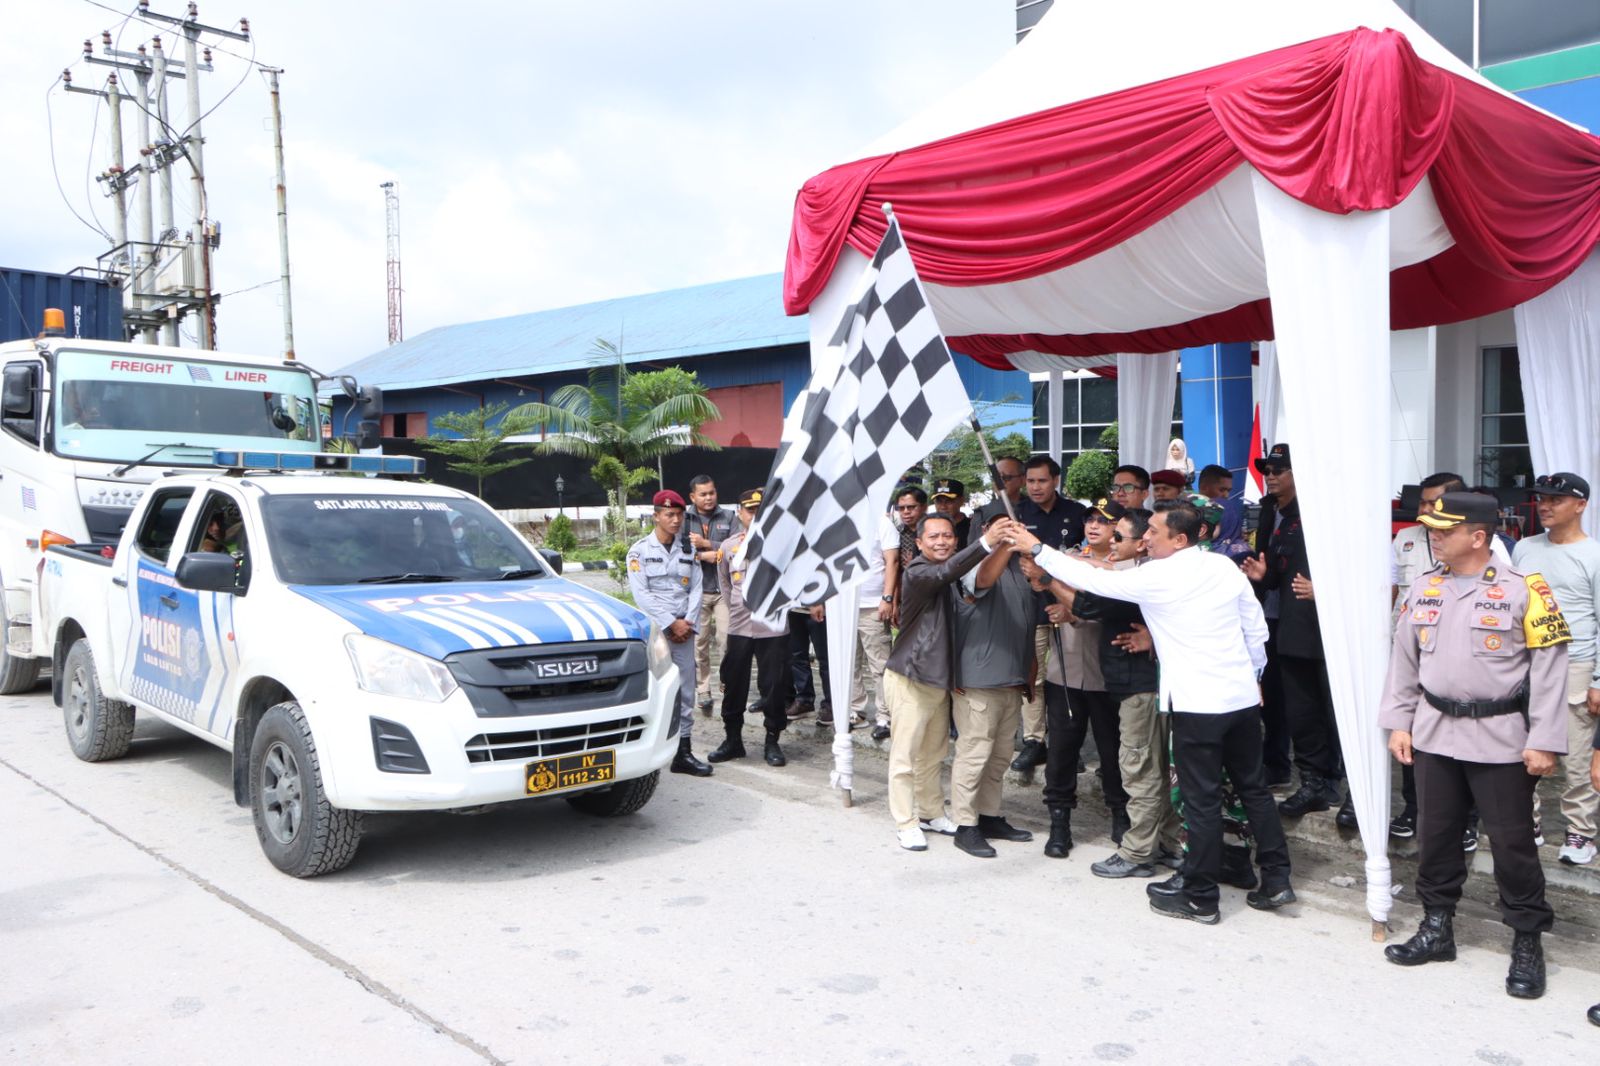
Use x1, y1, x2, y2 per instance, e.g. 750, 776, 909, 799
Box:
720, 633, 790, 736
1041, 681, 1129, 811
1259, 620, 1292, 782
787, 613, 831, 707
1171, 706, 1292, 907
1414, 750, 1552, 932
1278, 653, 1343, 784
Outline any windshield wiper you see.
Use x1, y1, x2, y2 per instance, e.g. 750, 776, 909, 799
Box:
493, 568, 547, 580
355, 573, 457, 585
112, 442, 211, 478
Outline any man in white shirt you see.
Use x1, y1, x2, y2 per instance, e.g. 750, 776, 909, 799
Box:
1009, 504, 1295, 924
856, 509, 900, 740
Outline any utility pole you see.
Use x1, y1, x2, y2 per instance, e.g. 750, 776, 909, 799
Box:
63, 61, 131, 278
382, 181, 403, 345
138, 3, 249, 350
265, 67, 295, 361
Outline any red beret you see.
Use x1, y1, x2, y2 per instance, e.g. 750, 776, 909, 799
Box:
1150, 470, 1186, 488
653, 490, 686, 508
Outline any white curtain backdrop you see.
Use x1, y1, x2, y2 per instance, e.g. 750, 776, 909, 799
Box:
1515, 250, 1600, 538
1116, 351, 1180, 477
1253, 171, 1395, 926
1256, 340, 1285, 452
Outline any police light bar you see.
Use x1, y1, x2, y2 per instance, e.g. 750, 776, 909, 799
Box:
211, 450, 426, 476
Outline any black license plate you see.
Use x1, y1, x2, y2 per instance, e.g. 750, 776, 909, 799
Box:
525, 750, 616, 795
534, 656, 600, 680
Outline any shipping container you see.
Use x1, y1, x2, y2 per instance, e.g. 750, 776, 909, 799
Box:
0, 267, 123, 344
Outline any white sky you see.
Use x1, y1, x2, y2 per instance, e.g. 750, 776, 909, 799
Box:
1, 0, 1014, 370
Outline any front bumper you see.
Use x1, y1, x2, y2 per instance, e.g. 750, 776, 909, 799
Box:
303, 663, 680, 811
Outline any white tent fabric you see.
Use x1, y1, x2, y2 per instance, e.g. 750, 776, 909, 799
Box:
1257, 341, 1285, 454
1116, 352, 1180, 475
1515, 251, 1600, 538
1253, 173, 1395, 925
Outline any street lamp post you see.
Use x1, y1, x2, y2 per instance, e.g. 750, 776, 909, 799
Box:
555, 475, 565, 516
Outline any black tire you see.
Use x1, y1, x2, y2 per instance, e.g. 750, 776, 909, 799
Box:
62, 639, 134, 762
0, 594, 42, 694
565, 770, 659, 816
249, 700, 362, 877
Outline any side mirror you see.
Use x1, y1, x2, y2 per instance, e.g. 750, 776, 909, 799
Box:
538, 548, 563, 575
175, 551, 242, 593
2, 364, 38, 418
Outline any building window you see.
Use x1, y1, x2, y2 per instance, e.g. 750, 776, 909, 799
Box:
1479, 346, 1531, 488
1031, 373, 1181, 467
382, 412, 427, 439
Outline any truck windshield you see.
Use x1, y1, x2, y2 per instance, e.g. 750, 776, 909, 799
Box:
52, 349, 319, 464
259, 493, 545, 585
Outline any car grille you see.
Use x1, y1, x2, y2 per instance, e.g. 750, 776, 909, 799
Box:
445, 639, 649, 718
463, 716, 646, 764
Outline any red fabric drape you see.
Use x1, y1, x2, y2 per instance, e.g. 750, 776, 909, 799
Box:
784, 27, 1600, 360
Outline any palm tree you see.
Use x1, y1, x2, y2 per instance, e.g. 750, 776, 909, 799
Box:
507, 338, 722, 508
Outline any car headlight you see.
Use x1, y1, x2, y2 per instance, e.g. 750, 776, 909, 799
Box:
647, 623, 673, 679
344, 633, 459, 703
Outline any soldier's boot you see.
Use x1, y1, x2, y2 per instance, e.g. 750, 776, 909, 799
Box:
1506, 932, 1546, 999
1043, 807, 1073, 858
706, 724, 746, 763
1385, 907, 1456, 966
671, 735, 713, 777
763, 731, 787, 767
1220, 843, 1258, 890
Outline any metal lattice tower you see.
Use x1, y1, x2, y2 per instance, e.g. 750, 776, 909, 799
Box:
381, 180, 403, 344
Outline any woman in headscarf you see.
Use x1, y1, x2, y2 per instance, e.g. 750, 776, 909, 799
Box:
1165, 438, 1194, 485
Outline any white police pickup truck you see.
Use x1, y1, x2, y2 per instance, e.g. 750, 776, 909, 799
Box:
38, 452, 683, 876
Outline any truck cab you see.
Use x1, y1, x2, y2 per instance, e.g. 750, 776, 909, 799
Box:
0, 331, 321, 691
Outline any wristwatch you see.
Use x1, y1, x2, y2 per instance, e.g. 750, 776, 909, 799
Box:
881, 594, 894, 603
1029, 542, 1045, 558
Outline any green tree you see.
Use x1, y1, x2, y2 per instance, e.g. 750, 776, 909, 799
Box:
1065, 450, 1115, 501
508, 338, 722, 505
544, 513, 578, 554
923, 400, 1032, 495
413, 401, 541, 497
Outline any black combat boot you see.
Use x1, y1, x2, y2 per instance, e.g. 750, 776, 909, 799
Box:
1278, 776, 1334, 818
706, 726, 746, 763
671, 735, 713, 777
763, 731, 787, 767
1109, 806, 1131, 846
1505, 931, 1546, 999
1043, 807, 1073, 858
1385, 907, 1456, 966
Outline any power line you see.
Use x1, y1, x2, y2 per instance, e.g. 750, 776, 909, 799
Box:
45, 73, 113, 241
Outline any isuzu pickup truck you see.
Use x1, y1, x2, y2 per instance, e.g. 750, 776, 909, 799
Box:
40, 452, 682, 876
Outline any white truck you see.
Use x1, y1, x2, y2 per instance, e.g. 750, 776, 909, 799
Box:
0, 318, 332, 693
39, 452, 682, 876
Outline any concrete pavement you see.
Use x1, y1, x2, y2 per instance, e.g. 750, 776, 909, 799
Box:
4, 681, 1598, 1065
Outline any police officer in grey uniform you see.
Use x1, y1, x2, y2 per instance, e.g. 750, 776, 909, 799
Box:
1380, 491, 1569, 998
628, 490, 712, 777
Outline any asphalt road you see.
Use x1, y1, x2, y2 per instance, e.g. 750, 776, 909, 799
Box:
4, 680, 1598, 1065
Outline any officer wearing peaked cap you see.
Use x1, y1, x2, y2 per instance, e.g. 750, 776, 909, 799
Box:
628, 490, 711, 776
1380, 491, 1570, 998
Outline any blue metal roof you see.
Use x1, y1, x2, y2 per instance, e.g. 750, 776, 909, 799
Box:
336, 273, 806, 392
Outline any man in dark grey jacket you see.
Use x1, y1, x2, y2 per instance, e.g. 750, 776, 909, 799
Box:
885, 512, 1012, 851
949, 512, 1037, 857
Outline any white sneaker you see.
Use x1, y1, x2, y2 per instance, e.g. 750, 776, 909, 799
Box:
897, 827, 928, 852
1559, 833, 1597, 866
919, 815, 958, 836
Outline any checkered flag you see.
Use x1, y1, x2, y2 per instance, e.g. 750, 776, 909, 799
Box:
744, 217, 972, 624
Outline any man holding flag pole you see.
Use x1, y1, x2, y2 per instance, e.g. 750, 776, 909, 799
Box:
741, 205, 982, 808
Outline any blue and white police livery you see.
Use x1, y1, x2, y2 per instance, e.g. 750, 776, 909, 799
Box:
42, 452, 683, 876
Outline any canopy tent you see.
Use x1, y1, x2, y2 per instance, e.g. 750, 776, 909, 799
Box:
786, 0, 1600, 929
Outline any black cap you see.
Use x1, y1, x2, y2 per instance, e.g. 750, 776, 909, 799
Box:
931, 478, 965, 500
1087, 497, 1126, 522
1531, 472, 1590, 501
1418, 491, 1500, 529
1253, 443, 1291, 473
738, 487, 764, 509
